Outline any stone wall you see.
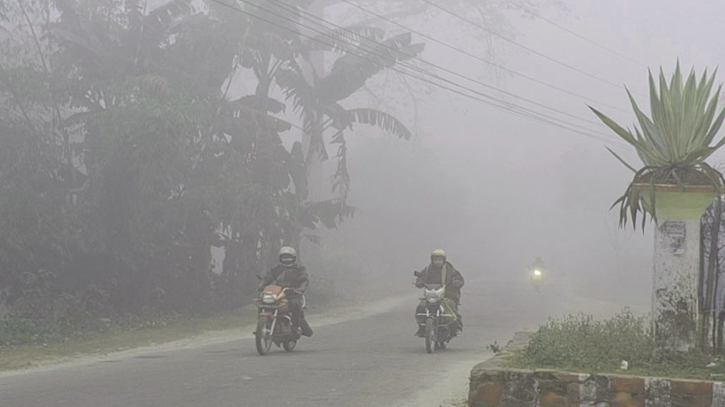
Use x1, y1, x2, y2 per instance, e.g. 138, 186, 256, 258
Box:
468, 332, 725, 407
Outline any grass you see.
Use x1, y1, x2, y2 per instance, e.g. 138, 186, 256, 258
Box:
0, 305, 259, 372
505, 308, 725, 381
0, 288, 383, 373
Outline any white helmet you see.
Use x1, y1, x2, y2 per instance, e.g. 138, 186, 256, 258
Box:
279, 246, 297, 266
431, 249, 446, 261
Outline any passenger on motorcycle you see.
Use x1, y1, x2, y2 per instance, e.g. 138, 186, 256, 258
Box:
259, 247, 314, 337
414, 250, 464, 336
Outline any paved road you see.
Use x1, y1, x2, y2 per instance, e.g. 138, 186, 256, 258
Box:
0, 276, 644, 407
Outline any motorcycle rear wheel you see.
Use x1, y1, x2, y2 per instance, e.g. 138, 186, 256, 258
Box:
255, 316, 274, 356
425, 319, 436, 354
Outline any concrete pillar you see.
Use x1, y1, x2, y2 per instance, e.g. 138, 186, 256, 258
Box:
648, 187, 718, 351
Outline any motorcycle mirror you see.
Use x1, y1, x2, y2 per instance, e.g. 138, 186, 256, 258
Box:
255, 274, 262, 280
413, 270, 421, 277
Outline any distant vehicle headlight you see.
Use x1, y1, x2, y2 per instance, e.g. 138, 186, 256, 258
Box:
534, 270, 542, 276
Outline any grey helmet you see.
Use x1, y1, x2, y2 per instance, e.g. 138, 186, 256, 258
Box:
279, 246, 297, 267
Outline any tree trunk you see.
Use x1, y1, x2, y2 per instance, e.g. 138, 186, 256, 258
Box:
703, 196, 722, 351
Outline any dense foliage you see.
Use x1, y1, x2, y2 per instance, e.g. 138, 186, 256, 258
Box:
0, 0, 422, 323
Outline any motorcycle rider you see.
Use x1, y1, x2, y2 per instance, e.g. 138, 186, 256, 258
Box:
259, 246, 313, 337
414, 249, 464, 336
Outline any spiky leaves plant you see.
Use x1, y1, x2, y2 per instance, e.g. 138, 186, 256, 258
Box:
590, 63, 725, 229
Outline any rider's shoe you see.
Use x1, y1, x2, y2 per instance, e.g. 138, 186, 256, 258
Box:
299, 319, 314, 337
415, 325, 425, 337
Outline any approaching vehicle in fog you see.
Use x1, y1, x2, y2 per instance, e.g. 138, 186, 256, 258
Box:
528, 257, 547, 292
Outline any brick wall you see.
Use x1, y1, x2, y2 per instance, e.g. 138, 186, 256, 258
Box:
468, 332, 725, 407
469, 369, 725, 407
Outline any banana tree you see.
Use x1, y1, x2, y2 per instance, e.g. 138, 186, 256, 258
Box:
276, 29, 424, 201
591, 62, 725, 351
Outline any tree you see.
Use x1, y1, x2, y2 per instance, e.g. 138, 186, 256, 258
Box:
0, 0, 424, 318
276, 28, 423, 199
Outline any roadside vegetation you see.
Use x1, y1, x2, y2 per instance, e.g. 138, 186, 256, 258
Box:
0, 0, 420, 354
507, 308, 725, 380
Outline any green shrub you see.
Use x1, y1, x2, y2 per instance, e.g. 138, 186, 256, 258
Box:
0, 311, 177, 348
518, 308, 654, 371
510, 308, 725, 379
0, 315, 107, 346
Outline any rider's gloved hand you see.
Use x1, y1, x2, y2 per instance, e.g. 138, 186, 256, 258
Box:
451, 280, 463, 288
415, 282, 424, 288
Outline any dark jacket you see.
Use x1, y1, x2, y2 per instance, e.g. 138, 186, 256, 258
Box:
261, 263, 309, 292
416, 261, 464, 302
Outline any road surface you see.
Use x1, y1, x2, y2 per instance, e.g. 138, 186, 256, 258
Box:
0, 275, 644, 407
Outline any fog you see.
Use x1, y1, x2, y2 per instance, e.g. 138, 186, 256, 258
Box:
6, 0, 725, 404
308, 0, 725, 307
3, 0, 724, 323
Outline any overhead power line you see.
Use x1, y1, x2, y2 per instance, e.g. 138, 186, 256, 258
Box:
269, 0, 620, 130
416, 0, 639, 94
502, 0, 648, 68
339, 0, 630, 114
213, 0, 627, 147
206, 0, 629, 148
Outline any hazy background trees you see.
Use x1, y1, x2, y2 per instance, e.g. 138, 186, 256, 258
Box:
0, 0, 649, 335
0, 0, 426, 321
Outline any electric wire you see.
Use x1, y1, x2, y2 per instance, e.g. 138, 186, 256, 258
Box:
258, 0, 633, 148
267, 0, 614, 130
213, 0, 628, 147
502, 0, 648, 68
340, 0, 630, 114
417, 0, 641, 94
206, 0, 631, 148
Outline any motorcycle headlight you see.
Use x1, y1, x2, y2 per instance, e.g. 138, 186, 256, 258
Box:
534, 270, 542, 276
262, 294, 276, 304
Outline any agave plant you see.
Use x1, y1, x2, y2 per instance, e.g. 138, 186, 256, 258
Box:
590, 63, 725, 228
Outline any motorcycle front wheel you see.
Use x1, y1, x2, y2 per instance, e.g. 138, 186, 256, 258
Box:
255, 316, 274, 355
283, 340, 297, 352
425, 318, 436, 354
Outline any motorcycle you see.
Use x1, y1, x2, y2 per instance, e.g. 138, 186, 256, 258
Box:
530, 268, 543, 292
254, 284, 304, 355
414, 271, 460, 353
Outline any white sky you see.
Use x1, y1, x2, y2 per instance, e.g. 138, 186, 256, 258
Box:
317, 0, 725, 304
